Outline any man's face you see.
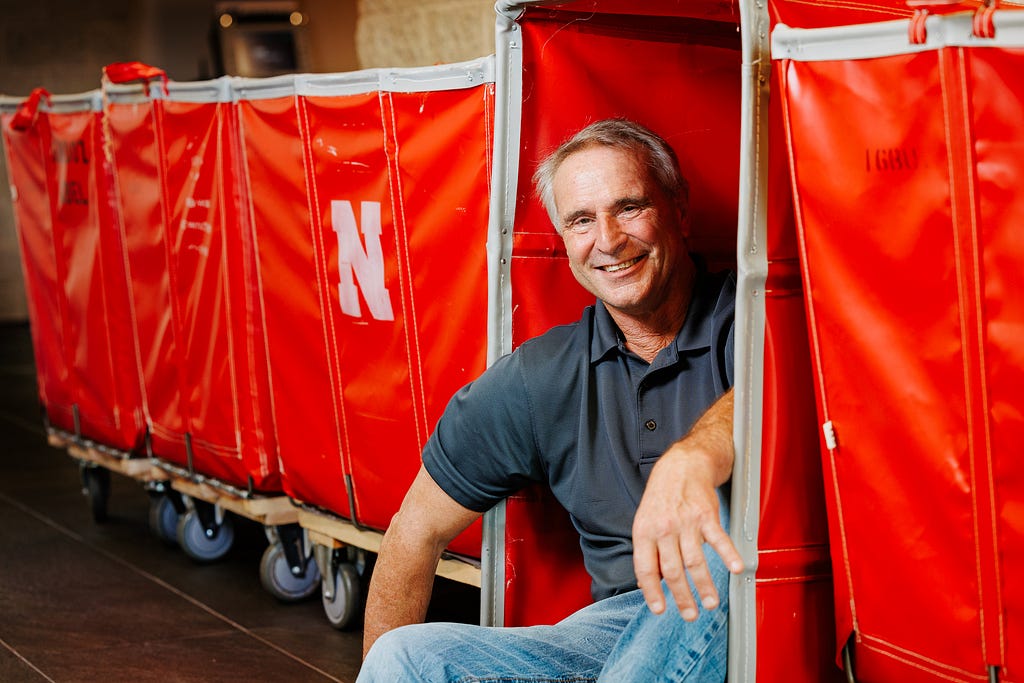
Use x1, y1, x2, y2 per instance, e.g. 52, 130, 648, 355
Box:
552, 145, 687, 320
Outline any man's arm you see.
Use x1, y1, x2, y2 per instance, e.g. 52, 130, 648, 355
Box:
362, 465, 482, 658
631, 387, 744, 619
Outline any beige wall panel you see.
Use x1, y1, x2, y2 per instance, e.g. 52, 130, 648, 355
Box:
356, 0, 494, 68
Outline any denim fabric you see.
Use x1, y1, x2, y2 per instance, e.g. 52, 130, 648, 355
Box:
357, 492, 730, 683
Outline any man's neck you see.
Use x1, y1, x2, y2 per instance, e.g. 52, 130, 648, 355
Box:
620, 327, 679, 363
610, 266, 696, 364
614, 308, 685, 363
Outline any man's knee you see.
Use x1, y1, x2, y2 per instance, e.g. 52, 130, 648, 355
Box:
357, 626, 424, 682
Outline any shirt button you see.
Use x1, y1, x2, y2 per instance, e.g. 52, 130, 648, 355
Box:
645, 419, 657, 431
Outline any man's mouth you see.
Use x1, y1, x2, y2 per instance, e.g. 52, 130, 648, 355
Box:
599, 255, 646, 273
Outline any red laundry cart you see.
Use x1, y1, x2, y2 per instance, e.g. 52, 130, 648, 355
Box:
1, 90, 147, 524
103, 73, 279, 491
2, 91, 75, 440
776, 3, 1024, 681
103, 71, 297, 569
234, 60, 494, 624
487, 4, 843, 683
1, 91, 145, 457
103, 78, 189, 472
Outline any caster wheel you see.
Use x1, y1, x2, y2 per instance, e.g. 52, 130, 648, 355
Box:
82, 467, 111, 523
260, 542, 321, 602
351, 547, 374, 580
322, 562, 361, 630
148, 495, 180, 545
176, 510, 234, 563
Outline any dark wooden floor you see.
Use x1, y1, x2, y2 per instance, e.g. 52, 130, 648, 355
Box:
0, 322, 477, 682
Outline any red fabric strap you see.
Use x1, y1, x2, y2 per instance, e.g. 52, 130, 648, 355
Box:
102, 62, 168, 94
909, 8, 930, 44
9, 88, 51, 132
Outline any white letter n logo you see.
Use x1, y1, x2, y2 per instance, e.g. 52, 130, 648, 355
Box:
332, 200, 395, 321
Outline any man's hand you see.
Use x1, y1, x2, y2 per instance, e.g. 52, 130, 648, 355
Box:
631, 389, 744, 619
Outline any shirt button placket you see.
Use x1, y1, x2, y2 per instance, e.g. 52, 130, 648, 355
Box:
638, 381, 658, 461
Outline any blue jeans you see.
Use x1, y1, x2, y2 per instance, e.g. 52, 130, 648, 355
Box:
358, 496, 730, 682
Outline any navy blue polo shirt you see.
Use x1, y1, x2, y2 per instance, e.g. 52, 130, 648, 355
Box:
423, 266, 736, 600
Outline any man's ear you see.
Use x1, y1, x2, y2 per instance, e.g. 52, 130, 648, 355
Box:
677, 202, 691, 240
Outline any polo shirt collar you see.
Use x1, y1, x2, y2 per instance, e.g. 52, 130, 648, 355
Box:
590, 302, 623, 363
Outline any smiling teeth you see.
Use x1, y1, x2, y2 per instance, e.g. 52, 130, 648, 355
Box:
603, 256, 642, 272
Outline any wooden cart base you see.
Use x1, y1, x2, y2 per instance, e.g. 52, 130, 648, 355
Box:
295, 506, 480, 630
49, 427, 319, 602
298, 507, 481, 587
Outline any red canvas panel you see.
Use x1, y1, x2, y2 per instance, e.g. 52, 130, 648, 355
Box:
2, 107, 74, 431
758, 261, 841, 683
522, 0, 740, 21
782, 37, 1024, 680
236, 92, 350, 513
103, 82, 278, 488
300, 85, 491, 552
770, 0, 912, 30
3, 95, 144, 451
49, 107, 144, 451
220, 102, 280, 493
90, 108, 147, 453
972, 47, 1024, 677
105, 91, 188, 463
502, 484, 591, 626
755, 68, 845, 682
296, 90, 413, 531
153, 94, 268, 489
240, 75, 492, 554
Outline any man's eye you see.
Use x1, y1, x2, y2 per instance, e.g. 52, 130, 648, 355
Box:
619, 205, 643, 218
568, 216, 594, 232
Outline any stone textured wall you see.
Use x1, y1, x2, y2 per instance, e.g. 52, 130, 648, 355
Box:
355, 0, 494, 68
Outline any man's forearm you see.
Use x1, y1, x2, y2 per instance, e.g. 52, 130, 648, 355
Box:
361, 466, 482, 659
670, 387, 734, 485
362, 515, 444, 658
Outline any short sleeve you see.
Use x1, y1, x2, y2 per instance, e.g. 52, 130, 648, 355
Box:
421, 351, 544, 513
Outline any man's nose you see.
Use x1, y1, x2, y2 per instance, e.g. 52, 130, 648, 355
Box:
595, 213, 627, 253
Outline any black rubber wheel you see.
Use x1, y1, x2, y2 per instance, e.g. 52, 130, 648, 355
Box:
148, 495, 180, 545
259, 542, 321, 602
322, 562, 361, 630
83, 467, 111, 523
176, 510, 235, 563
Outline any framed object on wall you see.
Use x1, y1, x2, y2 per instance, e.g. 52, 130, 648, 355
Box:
214, 1, 311, 77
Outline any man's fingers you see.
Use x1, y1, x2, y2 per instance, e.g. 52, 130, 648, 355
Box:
658, 535, 699, 621
673, 532, 715, 618
703, 519, 745, 575
666, 518, 743, 618
633, 538, 667, 615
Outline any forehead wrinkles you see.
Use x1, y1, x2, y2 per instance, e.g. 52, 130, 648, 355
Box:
553, 148, 651, 218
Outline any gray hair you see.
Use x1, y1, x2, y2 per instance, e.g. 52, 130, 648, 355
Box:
532, 118, 689, 230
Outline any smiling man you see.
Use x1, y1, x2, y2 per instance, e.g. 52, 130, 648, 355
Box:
358, 118, 742, 682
